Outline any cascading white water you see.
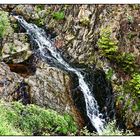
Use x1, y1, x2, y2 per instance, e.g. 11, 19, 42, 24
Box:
14, 16, 105, 134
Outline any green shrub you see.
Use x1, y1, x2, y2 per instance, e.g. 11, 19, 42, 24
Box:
105, 68, 114, 80
80, 126, 96, 136
122, 73, 140, 111
52, 11, 65, 20
0, 101, 23, 135
0, 100, 78, 136
19, 105, 77, 135
101, 120, 134, 136
97, 27, 118, 57
34, 5, 45, 12
98, 27, 136, 73
128, 73, 140, 95
116, 52, 135, 72
0, 117, 22, 136
116, 73, 140, 115
124, 73, 140, 99
80, 120, 134, 136
0, 11, 10, 38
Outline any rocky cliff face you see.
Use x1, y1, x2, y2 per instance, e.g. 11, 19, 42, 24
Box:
0, 4, 139, 135
0, 62, 23, 101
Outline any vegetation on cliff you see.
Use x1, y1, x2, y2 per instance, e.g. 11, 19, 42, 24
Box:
0, 11, 10, 38
0, 100, 78, 136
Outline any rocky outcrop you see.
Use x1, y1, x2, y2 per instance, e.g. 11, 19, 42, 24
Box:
25, 59, 85, 128
0, 62, 23, 101
0, 59, 85, 129
2, 33, 32, 63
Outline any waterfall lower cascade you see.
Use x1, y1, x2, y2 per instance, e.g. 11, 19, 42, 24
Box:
15, 16, 105, 134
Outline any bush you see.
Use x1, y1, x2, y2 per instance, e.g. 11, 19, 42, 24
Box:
122, 73, 140, 111
52, 11, 65, 20
98, 27, 136, 73
19, 105, 77, 135
0, 117, 22, 136
0, 101, 23, 135
0, 100, 78, 136
101, 120, 134, 136
128, 73, 140, 95
0, 11, 10, 38
116, 52, 135, 72
97, 27, 118, 57
80, 120, 134, 136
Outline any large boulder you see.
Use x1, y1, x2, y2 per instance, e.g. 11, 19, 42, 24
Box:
0, 62, 23, 101
2, 33, 32, 63
24, 59, 85, 128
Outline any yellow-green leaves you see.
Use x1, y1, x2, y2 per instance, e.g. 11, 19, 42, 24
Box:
0, 11, 10, 38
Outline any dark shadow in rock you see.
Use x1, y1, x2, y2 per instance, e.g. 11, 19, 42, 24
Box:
7, 54, 37, 77
12, 81, 31, 105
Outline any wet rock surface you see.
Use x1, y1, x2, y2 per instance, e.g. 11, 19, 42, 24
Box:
70, 67, 114, 131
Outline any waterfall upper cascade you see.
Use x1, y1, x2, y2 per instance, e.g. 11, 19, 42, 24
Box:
14, 15, 106, 134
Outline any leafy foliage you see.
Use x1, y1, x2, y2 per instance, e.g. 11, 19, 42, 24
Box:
105, 68, 114, 80
0, 117, 22, 136
0, 100, 78, 136
80, 120, 134, 136
116, 73, 140, 112
34, 5, 45, 12
79, 17, 90, 26
101, 120, 134, 136
116, 52, 135, 72
0, 11, 10, 38
52, 11, 65, 20
128, 73, 140, 95
80, 126, 96, 136
97, 27, 118, 57
123, 73, 140, 111
98, 27, 136, 73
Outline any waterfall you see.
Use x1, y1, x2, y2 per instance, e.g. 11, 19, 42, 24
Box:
14, 16, 105, 134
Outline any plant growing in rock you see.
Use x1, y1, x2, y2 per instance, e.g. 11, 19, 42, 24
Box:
127, 15, 134, 24
79, 17, 90, 26
79, 120, 134, 136
97, 27, 118, 58
101, 120, 134, 136
125, 73, 140, 98
52, 11, 65, 20
105, 68, 114, 81
9, 43, 17, 54
34, 5, 45, 12
79, 126, 96, 136
97, 27, 136, 73
129, 73, 140, 95
0, 11, 10, 39
116, 73, 140, 114
0, 11, 11, 58
116, 52, 135, 72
